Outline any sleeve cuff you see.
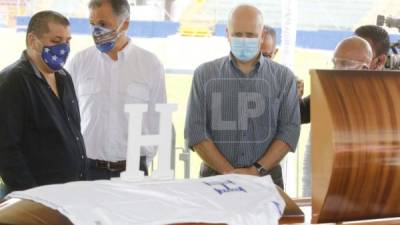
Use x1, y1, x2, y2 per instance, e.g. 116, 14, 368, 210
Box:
186, 129, 210, 151
275, 126, 300, 152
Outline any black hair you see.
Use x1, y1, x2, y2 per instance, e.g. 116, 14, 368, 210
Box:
26, 10, 69, 46
355, 25, 390, 56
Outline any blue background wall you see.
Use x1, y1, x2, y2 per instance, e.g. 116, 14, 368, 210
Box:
17, 16, 400, 51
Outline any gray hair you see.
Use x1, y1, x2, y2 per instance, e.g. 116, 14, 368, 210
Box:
88, 0, 130, 22
228, 4, 264, 33
263, 25, 276, 42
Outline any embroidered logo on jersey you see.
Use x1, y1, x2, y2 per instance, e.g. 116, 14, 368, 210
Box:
203, 180, 247, 195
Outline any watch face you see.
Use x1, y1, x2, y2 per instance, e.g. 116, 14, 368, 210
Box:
259, 168, 269, 176
253, 162, 262, 169
253, 162, 265, 175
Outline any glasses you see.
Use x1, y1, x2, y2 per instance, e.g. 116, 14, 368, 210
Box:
332, 58, 370, 70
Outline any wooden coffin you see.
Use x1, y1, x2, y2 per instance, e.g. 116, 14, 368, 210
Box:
311, 70, 400, 223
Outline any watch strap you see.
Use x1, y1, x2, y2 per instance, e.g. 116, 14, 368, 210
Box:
253, 162, 269, 176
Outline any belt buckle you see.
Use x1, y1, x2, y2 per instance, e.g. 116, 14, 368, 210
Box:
107, 162, 123, 172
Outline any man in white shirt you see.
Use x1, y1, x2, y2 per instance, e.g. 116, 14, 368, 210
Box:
66, 0, 167, 180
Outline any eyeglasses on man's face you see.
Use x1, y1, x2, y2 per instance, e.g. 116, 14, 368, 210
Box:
332, 58, 370, 70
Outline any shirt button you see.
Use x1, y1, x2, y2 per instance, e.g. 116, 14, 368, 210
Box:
81, 155, 84, 159
72, 100, 75, 104
76, 137, 80, 141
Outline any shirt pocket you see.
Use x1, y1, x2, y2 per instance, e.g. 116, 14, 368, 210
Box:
126, 83, 150, 103
78, 81, 101, 96
76, 82, 102, 114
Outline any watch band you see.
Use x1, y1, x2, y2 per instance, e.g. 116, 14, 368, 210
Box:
253, 162, 269, 176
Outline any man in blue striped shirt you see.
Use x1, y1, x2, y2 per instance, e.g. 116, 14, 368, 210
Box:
184, 4, 300, 189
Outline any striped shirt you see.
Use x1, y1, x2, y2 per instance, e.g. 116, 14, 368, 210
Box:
185, 55, 300, 171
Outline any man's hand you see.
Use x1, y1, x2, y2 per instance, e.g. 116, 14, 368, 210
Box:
231, 167, 259, 176
193, 139, 235, 175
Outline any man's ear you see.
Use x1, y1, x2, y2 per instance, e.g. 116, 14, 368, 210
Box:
26, 32, 36, 50
122, 19, 130, 32
377, 54, 387, 67
225, 27, 230, 40
260, 30, 266, 44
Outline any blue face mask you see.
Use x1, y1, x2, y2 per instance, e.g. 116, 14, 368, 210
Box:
41, 43, 70, 71
230, 37, 260, 62
91, 23, 123, 53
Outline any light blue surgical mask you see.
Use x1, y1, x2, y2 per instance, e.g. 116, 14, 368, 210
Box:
230, 37, 260, 62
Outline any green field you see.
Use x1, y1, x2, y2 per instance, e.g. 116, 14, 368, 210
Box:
0, 28, 334, 196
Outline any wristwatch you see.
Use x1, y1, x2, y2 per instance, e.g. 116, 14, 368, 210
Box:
253, 162, 269, 176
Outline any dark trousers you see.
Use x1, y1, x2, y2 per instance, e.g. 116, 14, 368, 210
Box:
0, 180, 8, 199
87, 156, 148, 180
200, 163, 284, 190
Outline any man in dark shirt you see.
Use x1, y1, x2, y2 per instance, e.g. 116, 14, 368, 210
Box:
260, 25, 305, 108
300, 33, 378, 124
300, 96, 310, 124
0, 10, 87, 197
355, 25, 390, 70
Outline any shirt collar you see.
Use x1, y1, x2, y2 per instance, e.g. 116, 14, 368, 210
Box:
118, 37, 132, 55
228, 52, 264, 75
99, 38, 132, 61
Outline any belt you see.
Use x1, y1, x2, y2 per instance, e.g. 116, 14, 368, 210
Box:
90, 159, 126, 172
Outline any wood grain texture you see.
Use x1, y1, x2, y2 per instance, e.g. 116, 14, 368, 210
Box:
278, 186, 305, 224
311, 70, 335, 221
311, 70, 400, 223
0, 199, 72, 225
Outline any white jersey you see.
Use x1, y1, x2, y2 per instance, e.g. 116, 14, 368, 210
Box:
8, 174, 285, 225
